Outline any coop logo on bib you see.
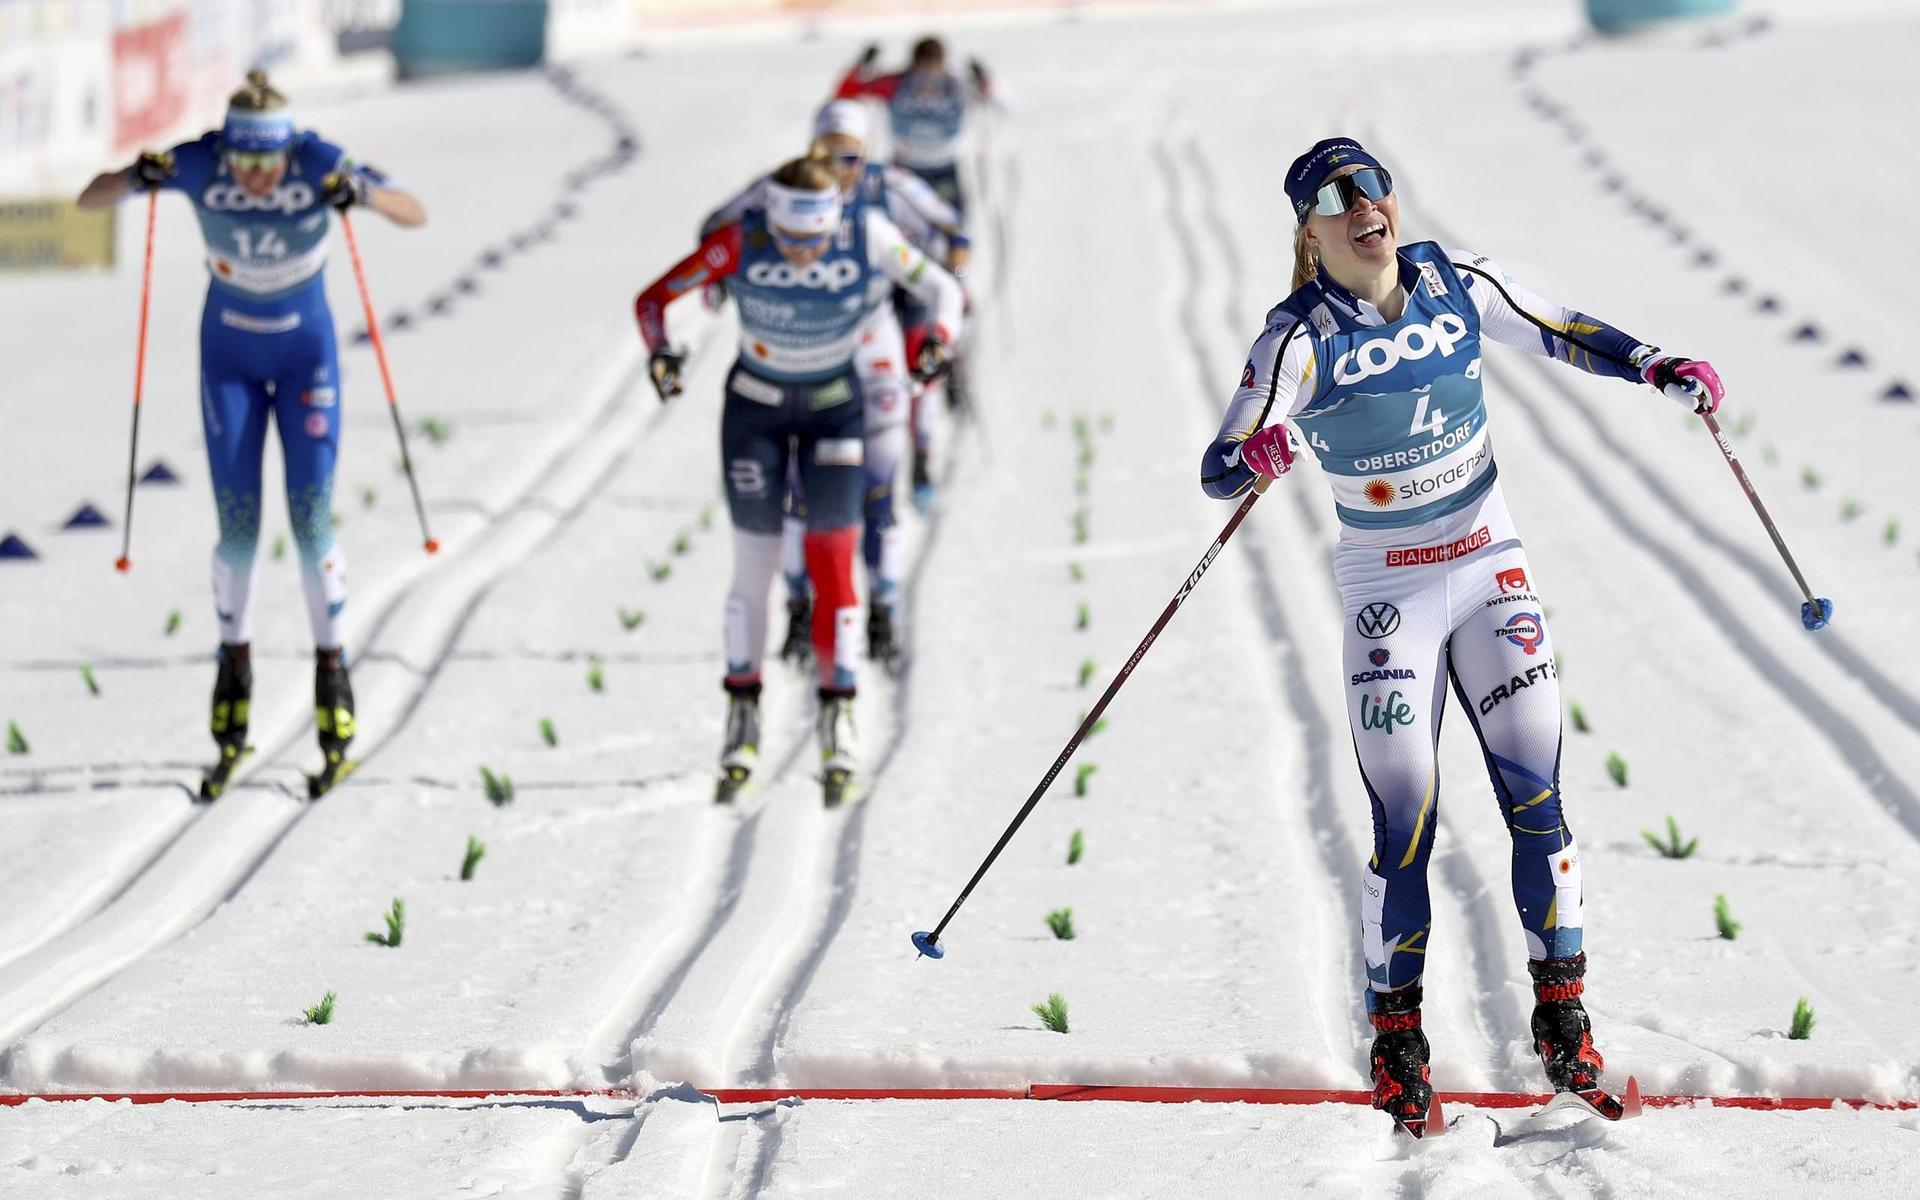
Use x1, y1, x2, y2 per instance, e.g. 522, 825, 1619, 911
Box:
204, 182, 316, 214
1333, 313, 1470, 385
744, 258, 861, 293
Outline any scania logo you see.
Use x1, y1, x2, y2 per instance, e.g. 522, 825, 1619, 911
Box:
1355, 602, 1401, 639
744, 258, 861, 293
203, 182, 315, 214
1333, 312, 1470, 385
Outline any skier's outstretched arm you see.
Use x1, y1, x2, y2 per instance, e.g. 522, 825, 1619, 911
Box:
1201, 311, 1313, 499
1447, 247, 1725, 411
77, 144, 189, 209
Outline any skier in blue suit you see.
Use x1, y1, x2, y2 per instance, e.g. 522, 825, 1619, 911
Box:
79, 70, 427, 797
1201, 138, 1723, 1135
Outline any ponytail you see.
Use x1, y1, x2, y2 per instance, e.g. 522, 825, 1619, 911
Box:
1290, 224, 1318, 292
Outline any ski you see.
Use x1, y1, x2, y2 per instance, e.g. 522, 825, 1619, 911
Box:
1393, 1093, 1447, 1141
306, 756, 358, 800
1493, 1077, 1642, 1145
198, 744, 253, 801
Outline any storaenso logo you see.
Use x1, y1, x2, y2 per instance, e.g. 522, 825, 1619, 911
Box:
203, 182, 316, 214
744, 259, 861, 293
1333, 313, 1469, 385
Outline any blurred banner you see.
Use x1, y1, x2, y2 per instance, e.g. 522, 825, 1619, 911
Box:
0, 195, 114, 271
111, 9, 190, 155
1585, 0, 1738, 33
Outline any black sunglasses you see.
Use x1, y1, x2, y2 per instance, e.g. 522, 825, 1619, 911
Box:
1306, 167, 1393, 219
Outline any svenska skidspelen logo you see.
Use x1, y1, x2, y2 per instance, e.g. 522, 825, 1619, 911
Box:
1356, 602, 1401, 639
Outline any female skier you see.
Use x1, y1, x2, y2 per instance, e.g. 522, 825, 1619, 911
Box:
1200, 138, 1722, 1136
637, 154, 963, 805
699, 102, 969, 672
77, 70, 427, 799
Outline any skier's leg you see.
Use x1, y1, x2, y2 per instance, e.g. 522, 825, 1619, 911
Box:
199, 346, 270, 648
797, 374, 866, 696
1446, 552, 1603, 1090
271, 302, 346, 652
719, 369, 790, 691
856, 311, 909, 621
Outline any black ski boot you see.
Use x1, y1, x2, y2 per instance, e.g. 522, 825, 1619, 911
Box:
716, 679, 761, 803
779, 595, 813, 666
911, 450, 935, 513
867, 602, 901, 672
1367, 986, 1437, 1137
1529, 953, 1606, 1092
309, 648, 356, 799
200, 642, 253, 800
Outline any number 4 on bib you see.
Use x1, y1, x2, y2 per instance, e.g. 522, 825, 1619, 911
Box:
1408, 394, 1446, 439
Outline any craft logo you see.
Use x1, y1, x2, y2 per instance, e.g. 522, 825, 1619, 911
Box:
1360, 689, 1414, 735
1368, 648, 1390, 667
1355, 602, 1401, 639
1478, 660, 1556, 715
1501, 612, 1544, 655
1385, 525, 1491, 567
1496, 567, 1529, 593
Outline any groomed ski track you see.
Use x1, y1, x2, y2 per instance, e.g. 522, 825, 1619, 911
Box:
6, 2, 1920, 1196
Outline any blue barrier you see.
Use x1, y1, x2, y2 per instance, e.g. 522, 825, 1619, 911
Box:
392, 0, 548, 79
1586, 0, 1738, 33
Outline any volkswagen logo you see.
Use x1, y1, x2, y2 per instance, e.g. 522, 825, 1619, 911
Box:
1356, 602, 1401, 639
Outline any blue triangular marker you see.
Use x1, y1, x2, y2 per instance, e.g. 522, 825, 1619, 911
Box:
1756, 296, 1781, 313
1722, 276, 1746, 294
1884, 382, 1914, 403
1792, 324, 1821, 342
139, 461, 179, 484
1836, 349, 1869, 368
63, 503, 109, 529
0, 533, 37, 560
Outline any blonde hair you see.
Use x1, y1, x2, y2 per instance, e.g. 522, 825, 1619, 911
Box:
1290, 224, 1319, 292
228, 69, 288, 112
771, 154, 837, 192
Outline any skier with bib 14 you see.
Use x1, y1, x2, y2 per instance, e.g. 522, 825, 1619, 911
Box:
1201, 138, 1722, 1136
636, 154, 963, 805
77, 70, 427, 799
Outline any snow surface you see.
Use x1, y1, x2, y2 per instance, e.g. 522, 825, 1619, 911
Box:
6, 0, 1920, 1193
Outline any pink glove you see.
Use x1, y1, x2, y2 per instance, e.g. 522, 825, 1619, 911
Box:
1643, 356, 1723, 415
1241, 424, 1297, 479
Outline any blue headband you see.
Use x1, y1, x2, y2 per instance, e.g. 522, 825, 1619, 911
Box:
223, 108, 294, 154
1285, 137, 1384, 223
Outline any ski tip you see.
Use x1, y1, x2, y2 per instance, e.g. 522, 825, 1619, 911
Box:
911, 930, 945, 960
1423, 1093, 1446, 1137
1622, 1075, 1643, 1119
1801, 597, 1833, 631
114, 556, 131, 573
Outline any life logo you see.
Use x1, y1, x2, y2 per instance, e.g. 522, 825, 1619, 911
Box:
204, 182, 315, 214
745, 258, 861, 294
1333, 312, 1469, 385
1501, 611, 1544, 656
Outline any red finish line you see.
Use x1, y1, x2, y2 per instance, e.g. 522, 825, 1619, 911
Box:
2, 1084, 1915, 1112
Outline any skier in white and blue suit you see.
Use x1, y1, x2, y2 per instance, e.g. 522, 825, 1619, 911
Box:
78, 70, 426, 794
1201, 137, 1724, 1133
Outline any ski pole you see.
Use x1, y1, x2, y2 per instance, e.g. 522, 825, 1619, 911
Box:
339, 209, 438, 555
1699, 410, 1831, 631
911, 476, 1270, 960
115, 190, 159, 573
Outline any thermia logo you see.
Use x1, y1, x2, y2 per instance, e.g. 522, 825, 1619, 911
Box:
745, 258, 861, 293
203, 182, 316, 213
1333, 313, 1470, 385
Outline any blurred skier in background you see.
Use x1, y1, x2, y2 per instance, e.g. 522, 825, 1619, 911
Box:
1201, 137, 1723, 1137
834, 35, 997, 498
700, 101, 969, 674
77, 70, 427, 800
637, 153, 964, 805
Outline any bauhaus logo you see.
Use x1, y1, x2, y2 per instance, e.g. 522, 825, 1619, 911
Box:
1333, 313, 1470, 385
745, 258, 861, 293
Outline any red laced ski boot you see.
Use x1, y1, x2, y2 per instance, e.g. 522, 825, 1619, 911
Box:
1528, 953, 1605, 1091
1367, 986, 1437, 1136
